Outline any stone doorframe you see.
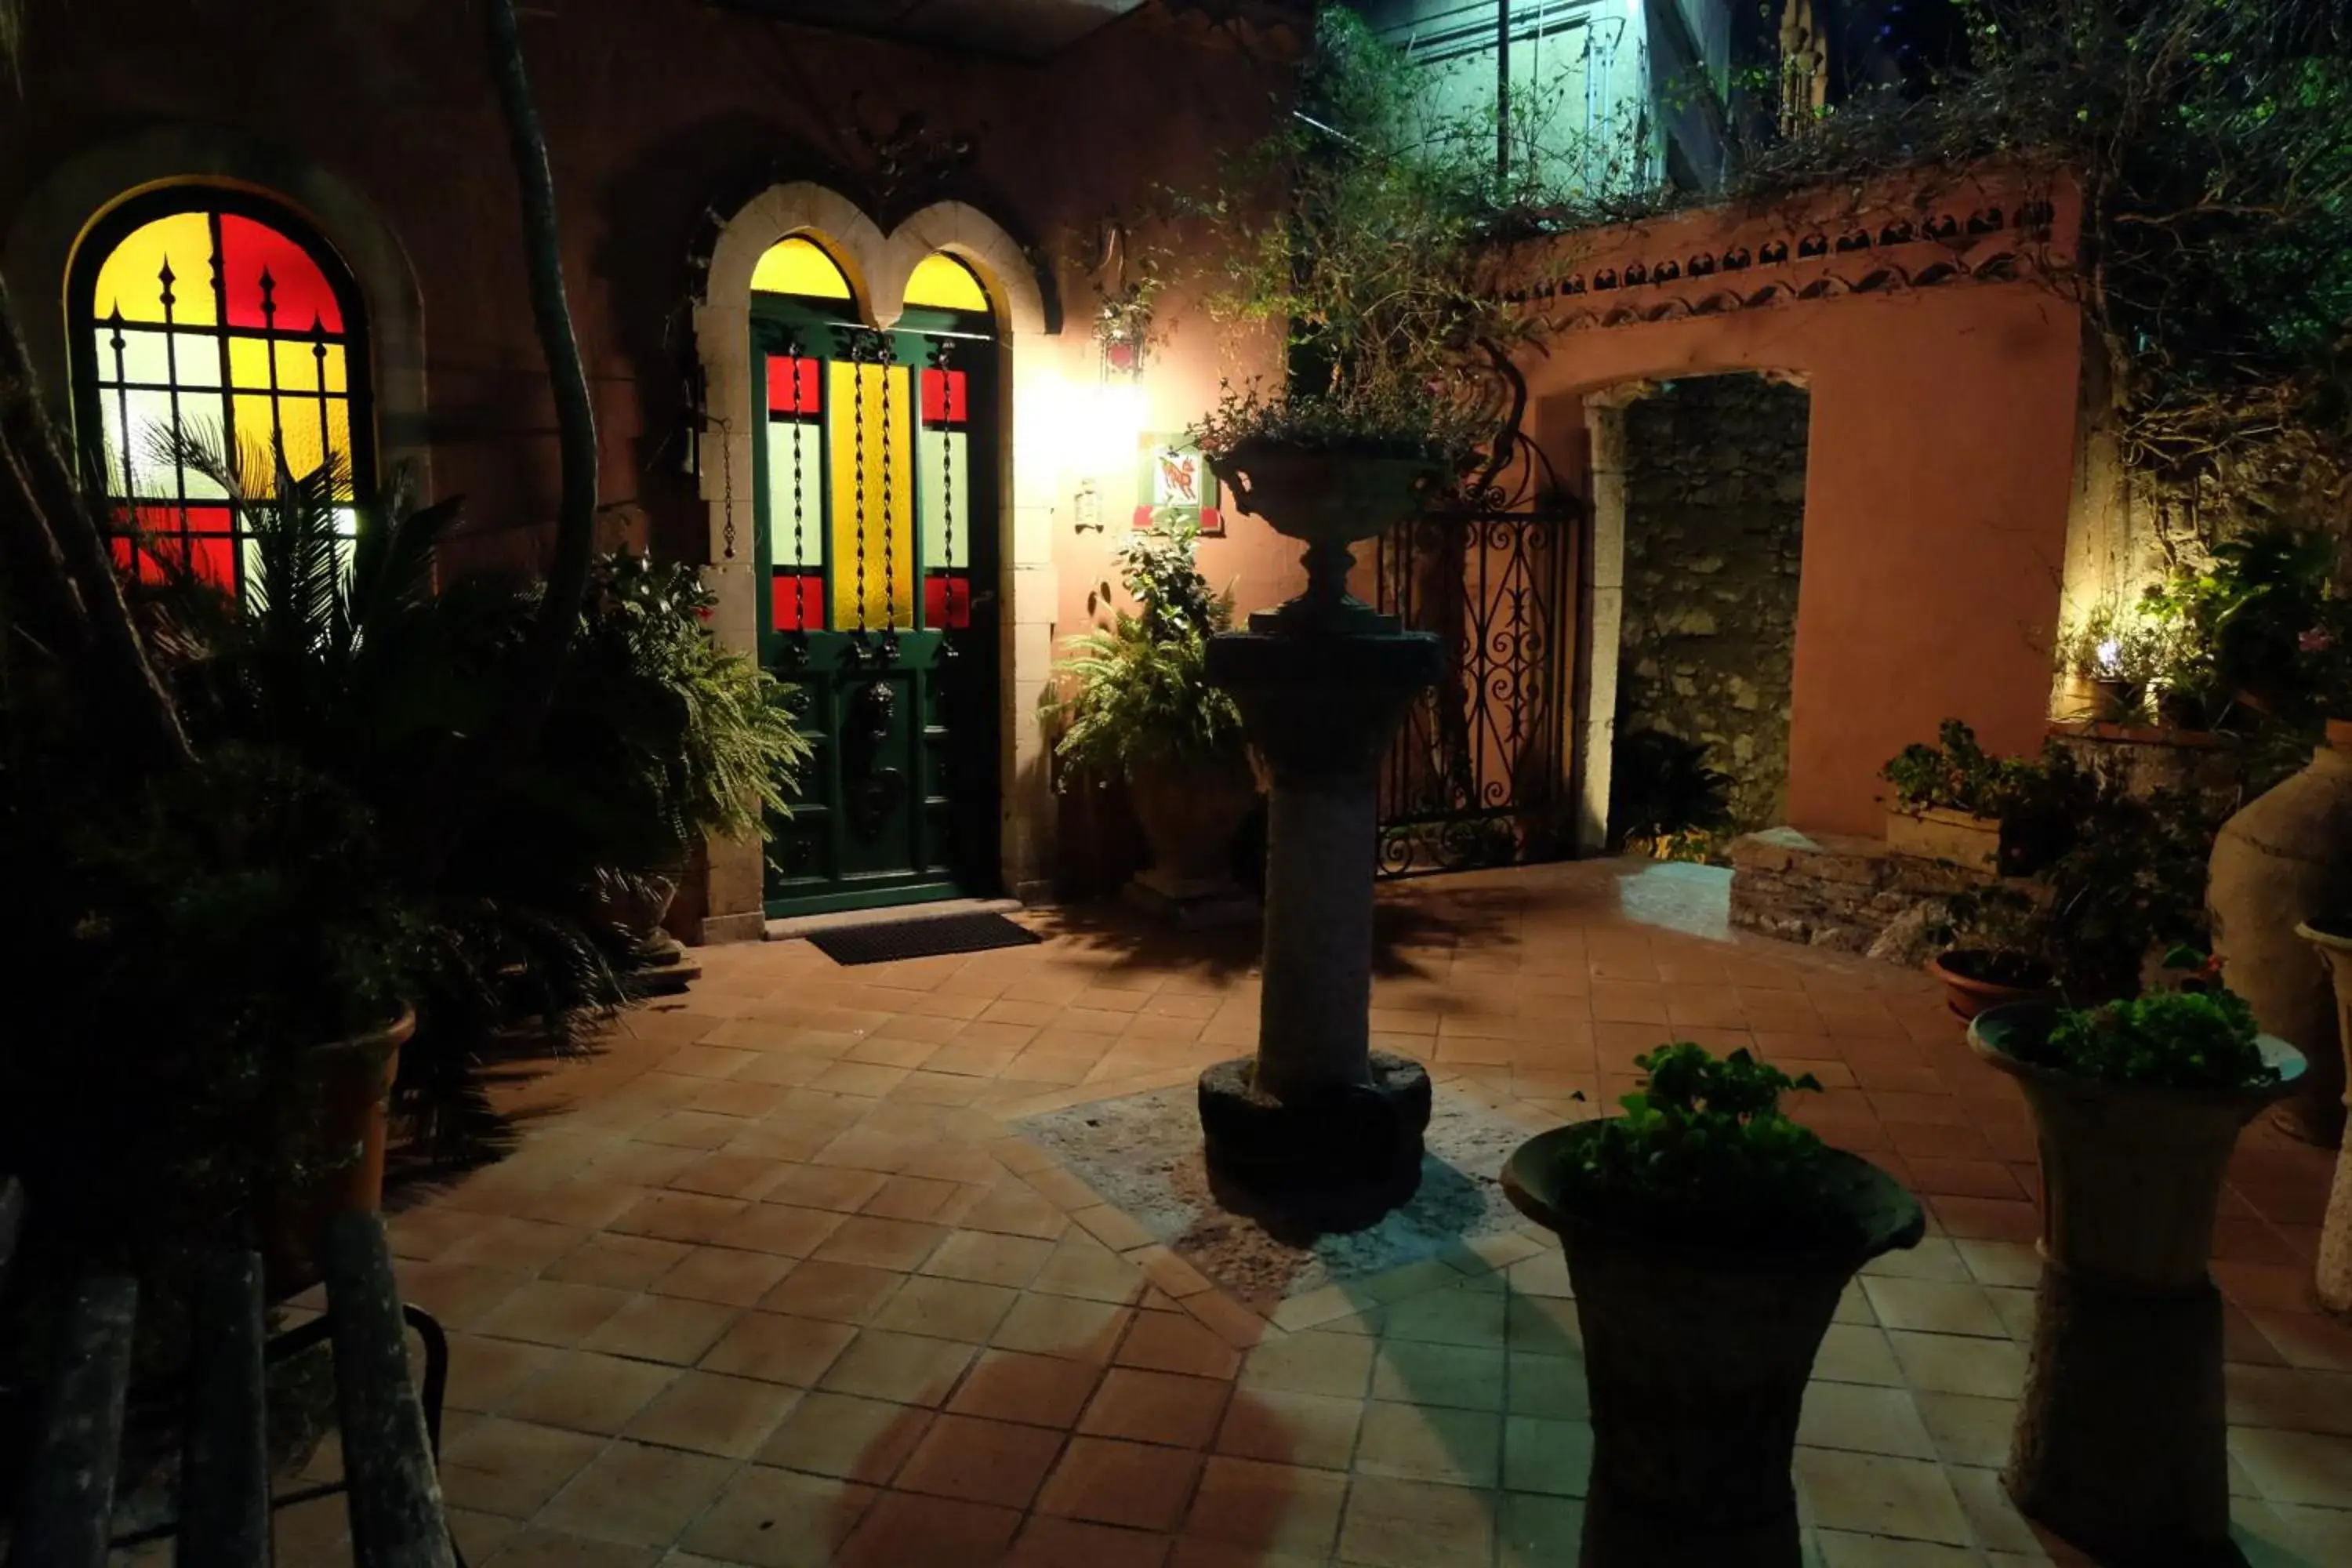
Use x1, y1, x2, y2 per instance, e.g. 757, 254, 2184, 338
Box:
689, 183, 1059, 941
1569, 370, 1812, 854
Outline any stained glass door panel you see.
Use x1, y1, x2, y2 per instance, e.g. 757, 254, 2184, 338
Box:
750, 310, 1000, 916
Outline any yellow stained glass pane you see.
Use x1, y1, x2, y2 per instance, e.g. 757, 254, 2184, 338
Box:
903, 253, 987, 313
225, 338, 343, 394
751, 237, 853, 300
828, 361, 916, 631
92, 213, 219, 327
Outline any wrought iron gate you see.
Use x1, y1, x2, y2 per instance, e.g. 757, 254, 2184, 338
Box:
1372, 478, 1581, 878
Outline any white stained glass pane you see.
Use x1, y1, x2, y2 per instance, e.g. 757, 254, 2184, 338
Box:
765, 419, 826, 569
92, 325, 223, 390
917, 426, 971, 570
122, 387, 229, 499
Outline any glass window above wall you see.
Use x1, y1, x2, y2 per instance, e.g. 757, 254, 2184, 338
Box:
1348, 1, 1669, 199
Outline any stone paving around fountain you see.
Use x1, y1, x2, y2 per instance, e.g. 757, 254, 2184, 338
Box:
235, 860, 2352, 1568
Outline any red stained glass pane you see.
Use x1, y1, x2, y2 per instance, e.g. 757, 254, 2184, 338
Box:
767, 356, 820, 416
188, 534, 236, 587
220, 213, 344, 334
184, 505, 233, 535
771, 572, 822, 630
108, 535, 139, 575
924, 574, 971, 630
921, 368, 967, 425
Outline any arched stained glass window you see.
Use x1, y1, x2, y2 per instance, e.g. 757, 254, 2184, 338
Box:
69, 190, 373, 593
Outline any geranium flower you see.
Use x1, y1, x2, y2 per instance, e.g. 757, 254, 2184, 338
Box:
2301, 626, 2336, 654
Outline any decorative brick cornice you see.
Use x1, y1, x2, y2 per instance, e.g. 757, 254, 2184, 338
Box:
1508, 196, 2065, 332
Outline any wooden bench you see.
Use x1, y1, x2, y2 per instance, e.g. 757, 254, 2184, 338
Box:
4, 1187, 462, 1568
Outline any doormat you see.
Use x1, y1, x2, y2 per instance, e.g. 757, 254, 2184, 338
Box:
1014, 1083, 1546, 1310
807, 910, 1043, 966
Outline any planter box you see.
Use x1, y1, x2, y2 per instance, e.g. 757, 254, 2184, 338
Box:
1886, 807, 2003, 873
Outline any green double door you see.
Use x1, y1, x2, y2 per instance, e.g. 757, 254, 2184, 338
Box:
750, 298, 1001, 916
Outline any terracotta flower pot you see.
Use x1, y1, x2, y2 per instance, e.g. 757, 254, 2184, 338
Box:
1502, 1124, 1923, 1567
2209, 722, 2352, 1146
1929, 949, 2056, 1021
2088, 677, 2140, 725
1124, 755, 1259, 927
269, 1004, 414, 1290
1968, 1004, 2305, 1563
2293, 918, 2352, 1315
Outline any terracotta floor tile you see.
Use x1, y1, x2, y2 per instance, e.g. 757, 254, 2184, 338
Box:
442, 1333, 562, 1414
436, 1417, 607, 1518
471, 1280, 635, 1348
1886, 1330, 2027, 1399
948, 1348, 1106, 1428
607, 1189, 751, 1244
499, 1350, 680, 1435
579, 1293, 740, 1366
1032, 1236, 1149, 1304
390, 1261, 532, 1330
1370, 1341, 1505, 1410
1181, 1454, 1347, 1558
1792, 1446, 1972, 1544
1860, 1277, 2008, 1339
1038, 1436, 1203, 1531
536, 1438, 736, 1548
1352, 1400, 1501, 1486
764, 1163, 891, 1213
1911, 1389, 2017, 1468
994, 1294, 1135, 1362
833, 1490, 1023, 1567
959, 1184, 1076, 1241
1335, 1476, 1497, 1568
1079, 1367, 1232, 1449
1796, 1381, 1937, 1461
1118, 1311, 1242, 1380
652, 1244, 798, 1307
758, 1260, 907, 1324
861, 1174, 970, 1222
1008, 1515, 1173, 1568
757, 1389, 933, 1483
819, 1328, 978, 1406
812, 1215, 951, 1272
706, 1201, 848, 1258
873, 1275, 1022, 1343
679, 1463, 876, 1568
1240, 1332, 1376, 1399
622, 1369, 798, 1457
896, 1412, 1069, 1506
1508, 1352, 1589, 1420
1214, 1387, 1363, 1470
701, 1308, 860, 1387
541, 1233, 693, 1292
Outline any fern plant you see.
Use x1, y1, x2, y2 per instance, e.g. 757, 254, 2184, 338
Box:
1048, 517, 1247, 782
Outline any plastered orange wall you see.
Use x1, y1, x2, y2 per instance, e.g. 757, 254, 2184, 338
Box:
1513, 173, 2085, 836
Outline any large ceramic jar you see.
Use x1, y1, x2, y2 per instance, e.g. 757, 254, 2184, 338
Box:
2209, 722, 2352, 1145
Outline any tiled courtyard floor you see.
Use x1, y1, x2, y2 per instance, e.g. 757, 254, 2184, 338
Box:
276, 861, 2351, 1566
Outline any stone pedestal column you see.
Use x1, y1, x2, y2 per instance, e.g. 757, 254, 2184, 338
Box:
1195, 619, 1440, 1214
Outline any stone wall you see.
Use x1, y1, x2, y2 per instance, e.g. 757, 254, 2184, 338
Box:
1730, 828, 2004, 959
1617, 374, 1811, 830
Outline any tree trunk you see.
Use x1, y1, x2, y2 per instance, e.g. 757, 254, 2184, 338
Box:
435, 0, 598, 849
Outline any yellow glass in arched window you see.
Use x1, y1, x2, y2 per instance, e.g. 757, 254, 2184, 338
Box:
903, 253, 988, 313
751, 236, 854, 300
827, 359, 916, 631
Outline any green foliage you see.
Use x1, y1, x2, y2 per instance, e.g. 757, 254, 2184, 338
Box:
1047, 517, 1247, 782
1176, 7, 1569, 466
576, 550, 813, 848
1608, 728, 1733, 848
1554, 1044, 1858, 1248
1879, 720, 2075, 822
2031, 987, 2279, 1091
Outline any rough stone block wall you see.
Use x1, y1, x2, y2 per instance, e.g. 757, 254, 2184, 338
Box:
1729, 828, 2005, 958
1618, 375, 1811, 829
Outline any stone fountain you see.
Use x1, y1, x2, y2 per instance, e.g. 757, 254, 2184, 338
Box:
1196, 441, 1443, 1223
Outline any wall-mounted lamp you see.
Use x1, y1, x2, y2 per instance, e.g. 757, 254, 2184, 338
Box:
1096, 285, 1152, 384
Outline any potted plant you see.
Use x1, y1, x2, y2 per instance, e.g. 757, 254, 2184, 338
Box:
1502, 1044, 1923, 1566
2058, 599, 2165, 726
1048, 517, 1259, 925
1880, 720, 2081, 874
2292, 915, 2352, 1313
567, 550, 813, 980
1178, 7, 1543, 626
1968, 976, 2303, 1563
1924, 886, 2058, 1019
